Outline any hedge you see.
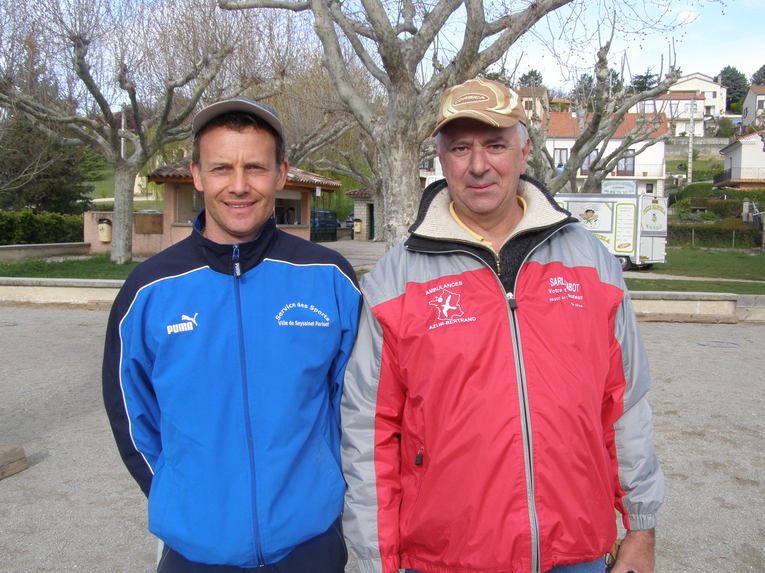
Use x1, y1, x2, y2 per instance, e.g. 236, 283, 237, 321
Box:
669, 220, 762, 248
0, 211, 83, 245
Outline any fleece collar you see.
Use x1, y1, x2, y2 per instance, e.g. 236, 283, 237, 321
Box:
409, 174, 571, 250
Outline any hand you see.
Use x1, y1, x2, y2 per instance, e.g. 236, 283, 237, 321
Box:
609, 529, 655, 573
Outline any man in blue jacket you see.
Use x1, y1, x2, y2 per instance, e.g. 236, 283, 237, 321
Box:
102, 97, 361, 572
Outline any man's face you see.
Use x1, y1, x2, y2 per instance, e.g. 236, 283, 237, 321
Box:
191, 125, 288, 244
438, 119, 531, 229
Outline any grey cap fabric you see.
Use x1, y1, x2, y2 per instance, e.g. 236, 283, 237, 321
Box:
192, 97, 284, 140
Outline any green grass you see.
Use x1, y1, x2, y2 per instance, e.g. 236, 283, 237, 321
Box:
625, 278, 765, 295
649, 247, 765, 281
1, 246, 764, 290
0, 255, 138, 280
86, 168, 115, 199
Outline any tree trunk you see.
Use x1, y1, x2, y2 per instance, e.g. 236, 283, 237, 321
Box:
377, 135, 422, 248
111, 163, 139, 264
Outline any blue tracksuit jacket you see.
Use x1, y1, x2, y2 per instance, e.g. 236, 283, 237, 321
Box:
102, 213, 361, 566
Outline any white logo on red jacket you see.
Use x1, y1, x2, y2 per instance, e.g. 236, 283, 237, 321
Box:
428, 289, 464, 321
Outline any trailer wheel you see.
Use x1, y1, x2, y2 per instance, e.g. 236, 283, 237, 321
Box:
618, 256, 632, 271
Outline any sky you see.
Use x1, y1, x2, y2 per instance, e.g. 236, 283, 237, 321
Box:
501, 1, 763, 91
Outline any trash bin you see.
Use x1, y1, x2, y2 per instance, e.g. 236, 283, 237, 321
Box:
353, 219, 362, 234
97, 218, 112, 243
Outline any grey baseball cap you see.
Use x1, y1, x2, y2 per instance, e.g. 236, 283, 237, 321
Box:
192, 97, 284, 140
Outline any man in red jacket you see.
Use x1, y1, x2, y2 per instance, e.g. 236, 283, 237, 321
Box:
341, 78, 663, 573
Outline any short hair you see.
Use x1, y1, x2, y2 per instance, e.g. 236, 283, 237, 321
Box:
192, 111, 285, 165
435, 121, 530, 150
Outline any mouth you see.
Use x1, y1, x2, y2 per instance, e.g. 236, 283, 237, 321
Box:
468, 182, 494, 191
224, 201, 256, 209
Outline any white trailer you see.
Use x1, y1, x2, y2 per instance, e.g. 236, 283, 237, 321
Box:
556, 193, 668, 270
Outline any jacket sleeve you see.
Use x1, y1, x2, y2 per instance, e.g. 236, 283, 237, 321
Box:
328, 270, 362, 426
609, 288, 664, 531
101, 285, 160, 496
341, 284, 405, 573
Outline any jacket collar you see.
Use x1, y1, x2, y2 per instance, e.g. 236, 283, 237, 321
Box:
408, 174, 571, 250
191, 211, 278, 275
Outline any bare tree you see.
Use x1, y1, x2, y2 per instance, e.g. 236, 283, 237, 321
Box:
527, 38, 679, 194
220, 0, 719, 246
0, 0, 290, 262
220, 0, 578, 245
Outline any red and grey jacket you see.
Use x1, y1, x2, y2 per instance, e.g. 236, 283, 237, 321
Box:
341, 176, 663, 573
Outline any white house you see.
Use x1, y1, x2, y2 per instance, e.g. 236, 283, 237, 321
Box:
668, 72, 727, 118
631, 91, 705, 137
714, 131, 765, 189
741, 85, 765, 128
629, 72, 727, 136
516, 86, 548, 126
544, 112, 669, 196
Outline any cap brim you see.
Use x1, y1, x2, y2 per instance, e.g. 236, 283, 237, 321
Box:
192, 98, 284, 140
431, 111, 523, 137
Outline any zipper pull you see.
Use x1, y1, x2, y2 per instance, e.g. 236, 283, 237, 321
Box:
232, 244, 241, 278
414, 446, 424, 466
506, 292, 518, 311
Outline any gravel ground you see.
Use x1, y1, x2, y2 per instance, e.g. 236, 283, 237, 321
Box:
0, 306, 762, 572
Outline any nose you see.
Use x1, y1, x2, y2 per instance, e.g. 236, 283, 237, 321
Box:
230, 167, 248, 193
468, 147, 489, 177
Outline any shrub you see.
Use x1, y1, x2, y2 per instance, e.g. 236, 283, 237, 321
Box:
707, 199, 742, 218
0, 211, 83, 245
670, 219, 762, 248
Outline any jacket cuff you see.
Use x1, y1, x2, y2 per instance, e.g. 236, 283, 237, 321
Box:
628, 512, 657, 530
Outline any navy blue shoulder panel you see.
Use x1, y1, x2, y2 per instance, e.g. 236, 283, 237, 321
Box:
269, 231, 359, 288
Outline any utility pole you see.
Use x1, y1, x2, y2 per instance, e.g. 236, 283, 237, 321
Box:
687, 100, 695, 184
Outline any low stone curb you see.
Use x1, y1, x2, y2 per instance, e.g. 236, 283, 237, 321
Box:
1, 279, 763, 323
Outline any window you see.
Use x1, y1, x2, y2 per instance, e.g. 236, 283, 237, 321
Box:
275, 189, 303, 225
580, 150, 598, 175
669, 102, 680, 117
553, 148, 568, 167
684, 103, 698, 113
758, 100, 765, 110
176, 188, 203, 224
640, 100, 655, 114
646, 183, 654, 194
524, 100, 534, 111
616, 150, 635, 177
419, 157, 435, 170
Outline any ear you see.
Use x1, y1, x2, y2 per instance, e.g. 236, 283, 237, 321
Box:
520, 138, 532, 174
276, 160, 289, 190
190, 162, 204, 192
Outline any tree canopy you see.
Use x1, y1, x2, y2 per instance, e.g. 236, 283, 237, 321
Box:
719, 66, 748, 110
751, 64, 765, 86
519, 70, 544, 87
630, 69, 658, 93
0, 114, 94, 213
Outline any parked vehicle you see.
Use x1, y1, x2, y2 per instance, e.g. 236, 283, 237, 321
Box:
310, 209, 339, 242
556, 193, 668, 270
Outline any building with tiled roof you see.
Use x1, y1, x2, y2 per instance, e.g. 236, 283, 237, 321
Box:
83, 158, 342, 256
714, 131, 765, 189
544, 111, 669, 195
629, 90, 706, 136
742, 86, 765, 128
668, 72, 727, 118
516, 86, 549, 125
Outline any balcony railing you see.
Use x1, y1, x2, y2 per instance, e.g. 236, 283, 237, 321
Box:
579, 163, 665, 178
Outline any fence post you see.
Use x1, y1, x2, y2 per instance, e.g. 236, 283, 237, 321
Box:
732, 230, 736, 249
691, 228, 695, 247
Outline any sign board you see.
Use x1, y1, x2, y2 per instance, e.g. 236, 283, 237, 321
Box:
602, 180, 637, 194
